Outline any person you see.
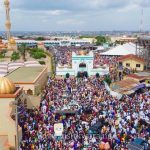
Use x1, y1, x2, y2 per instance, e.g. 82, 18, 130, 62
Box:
18, 50, 150, 149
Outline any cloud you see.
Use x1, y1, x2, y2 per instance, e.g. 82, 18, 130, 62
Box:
11, 0, 150, 12
57, 19, 85, 26
0, 0, 150, 31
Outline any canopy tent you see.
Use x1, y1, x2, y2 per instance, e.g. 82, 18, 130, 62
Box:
101, 42, 137, 56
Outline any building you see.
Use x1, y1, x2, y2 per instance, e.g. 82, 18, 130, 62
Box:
56, 51, 109, 77
0, 38, 7, 51
0, 77, 24, 149
6, 67, 48, 95
3, 39, 91, 48
125, 72, 150, 87
110, 78, 145, 95
118, 54, 145, 71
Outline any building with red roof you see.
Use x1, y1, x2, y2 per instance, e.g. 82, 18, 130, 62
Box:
118, 54, 145, 71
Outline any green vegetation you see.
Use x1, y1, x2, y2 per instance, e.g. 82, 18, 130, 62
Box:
11, 51, 20, 61
104, 75, 112, 85
0, 49, 7, 58
39, 60, 46, 65
79, 36, 95, 39
35, 37, 45, 41
29, 48, 46, 59
95, 36, 111, 46
18, 43, 28, 61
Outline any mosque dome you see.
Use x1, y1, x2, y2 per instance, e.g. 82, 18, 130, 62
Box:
0, 77, 16, 94
9, 37, 16, 45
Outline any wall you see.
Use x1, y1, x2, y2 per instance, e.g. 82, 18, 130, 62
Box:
0, 97, 22, 147
72, 51, 94, 76
56, 67, 75, 76
56, 52, 110, 76
15, 68, 48, 95
34, 68, 48, 95
122, 59, 144, 71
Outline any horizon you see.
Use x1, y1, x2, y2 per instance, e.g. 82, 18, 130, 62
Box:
0, 0, 150, 31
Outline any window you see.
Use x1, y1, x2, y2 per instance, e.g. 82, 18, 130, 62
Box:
136, 64, 141, 68
126, 63, 130, 67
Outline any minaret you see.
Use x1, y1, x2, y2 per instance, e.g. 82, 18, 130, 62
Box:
4, 0, 11, 40
4, 0, 17, 51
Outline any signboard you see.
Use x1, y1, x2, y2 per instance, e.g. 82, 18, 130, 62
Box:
54, 123, 64, 136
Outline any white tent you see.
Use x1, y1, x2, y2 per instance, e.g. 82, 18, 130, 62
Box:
101, 42, 137, 56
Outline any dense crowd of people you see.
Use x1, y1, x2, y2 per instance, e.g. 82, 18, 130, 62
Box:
94, 53, 118, 68
18, 75, 150, 150
47, 46, 118, 68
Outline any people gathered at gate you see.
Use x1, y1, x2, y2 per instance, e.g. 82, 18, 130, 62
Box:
18, 75, 150, 150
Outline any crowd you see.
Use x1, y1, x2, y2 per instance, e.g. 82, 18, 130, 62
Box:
47, 46, 118, 69
18, 75, 150, 150
94, 53, 118, 68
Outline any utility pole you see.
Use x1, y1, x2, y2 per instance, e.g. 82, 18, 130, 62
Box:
140, 8, 144, 34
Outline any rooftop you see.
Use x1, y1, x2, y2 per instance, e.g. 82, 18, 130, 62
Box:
6, 67, 47, 84
110, 79, 143, 94
118, 54, 145, 63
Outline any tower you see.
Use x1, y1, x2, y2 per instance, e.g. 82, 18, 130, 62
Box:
4, 0, 17, 51
4, 0, 11, 40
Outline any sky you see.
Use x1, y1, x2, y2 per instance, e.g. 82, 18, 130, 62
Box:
0, 0, 150, 31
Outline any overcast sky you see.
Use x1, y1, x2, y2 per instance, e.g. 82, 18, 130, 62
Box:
0, 0, 150, 31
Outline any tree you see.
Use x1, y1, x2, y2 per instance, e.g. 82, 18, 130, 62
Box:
35, 37, 45, 41
104, 75, 112, 85
29, 48, 46, 59
18, 43, 27, 61
0, 49, 7, 58
95, 36, 111, 46
11, 51, 20, 61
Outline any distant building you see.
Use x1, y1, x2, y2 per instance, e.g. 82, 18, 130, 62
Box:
56, 51, 109, 77
3, 39, 91, 48
118, 54, 145, 71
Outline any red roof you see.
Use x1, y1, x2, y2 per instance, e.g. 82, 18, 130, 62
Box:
118, 54, 145, 63
126, 74, 145, 80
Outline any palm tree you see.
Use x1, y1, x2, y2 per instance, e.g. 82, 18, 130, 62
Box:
18, 43, 27, 61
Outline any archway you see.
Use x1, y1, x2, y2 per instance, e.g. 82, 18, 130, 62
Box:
79, 63, 86, 68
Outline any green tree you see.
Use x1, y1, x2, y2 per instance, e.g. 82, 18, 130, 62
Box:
95, 36, 108, 46
0, 49, 7, 58
29, 48, 46, 59
104, 75, 112, 85
18, 43, 27, 61
35, 37, 45, 41
11, 51, 20, 61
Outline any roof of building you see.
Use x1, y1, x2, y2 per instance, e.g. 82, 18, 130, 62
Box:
118, 54, 145, 63
0, 77, 16, 94
5, 66, 47, 84
101, 42, 137, 56
126, 72, 150, 81
110, 79, 143, 95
